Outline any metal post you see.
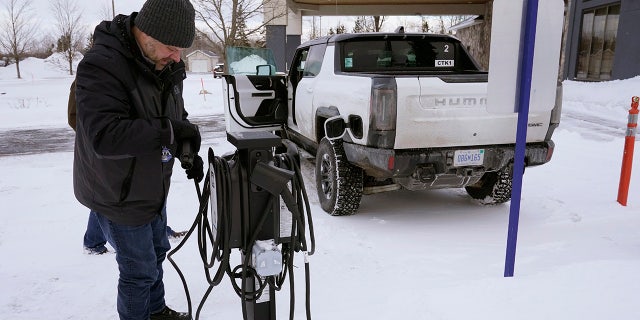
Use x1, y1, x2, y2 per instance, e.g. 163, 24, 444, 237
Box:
504, 0, 539, 277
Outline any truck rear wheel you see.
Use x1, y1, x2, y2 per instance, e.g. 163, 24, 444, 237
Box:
465, 165, 513, 205
315, 138, 363, 215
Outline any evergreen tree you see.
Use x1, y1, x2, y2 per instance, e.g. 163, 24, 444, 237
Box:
422, 18, 430, 32
56, 33, 71, 53
353, 17, 366, 33
235, 3, 251, 47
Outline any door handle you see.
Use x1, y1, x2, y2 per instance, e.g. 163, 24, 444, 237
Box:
252, 92, 273, 97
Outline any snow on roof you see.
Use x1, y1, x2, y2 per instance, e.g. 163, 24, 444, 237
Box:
186, 50, 219, 58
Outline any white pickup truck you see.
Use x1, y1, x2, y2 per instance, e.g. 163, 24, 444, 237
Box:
222, 32, 562, 216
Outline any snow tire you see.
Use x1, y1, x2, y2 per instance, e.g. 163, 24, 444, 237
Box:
315, 138, 363, 216
465, 164, 513, 205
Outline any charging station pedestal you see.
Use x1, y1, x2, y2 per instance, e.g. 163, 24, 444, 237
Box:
228, 131, 282, 320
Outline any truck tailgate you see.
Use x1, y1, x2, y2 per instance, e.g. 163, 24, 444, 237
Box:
393, 77, 551, 149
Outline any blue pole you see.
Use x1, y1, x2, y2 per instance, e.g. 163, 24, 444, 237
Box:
504, 0, 539, 277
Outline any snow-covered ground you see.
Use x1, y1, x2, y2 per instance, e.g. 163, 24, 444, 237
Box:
1, 55, 640, 320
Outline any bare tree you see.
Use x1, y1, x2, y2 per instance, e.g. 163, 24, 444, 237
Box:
354, 16, 386, 33
98, 0, 114, 21
193, 0, 287, 60
350, 16, 386, 33
352, 16, 366, 33
0, 0, 39, 79
371, 16, 385, 32
308, 16, 320, 39
51, 0, 85, 75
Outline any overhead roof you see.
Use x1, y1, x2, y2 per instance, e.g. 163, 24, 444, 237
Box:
288, 0, 492, 15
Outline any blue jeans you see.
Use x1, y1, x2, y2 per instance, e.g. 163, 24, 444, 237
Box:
83, 210, 108, 250
96, 208, 171, 320
85, 211, 176, 250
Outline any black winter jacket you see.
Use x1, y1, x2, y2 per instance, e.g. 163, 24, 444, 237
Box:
73, 13, 190, 226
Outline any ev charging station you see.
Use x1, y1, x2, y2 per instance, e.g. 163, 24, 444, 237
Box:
168, 129, 315, 320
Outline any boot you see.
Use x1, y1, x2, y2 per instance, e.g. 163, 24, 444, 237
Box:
150, 306, 191, 320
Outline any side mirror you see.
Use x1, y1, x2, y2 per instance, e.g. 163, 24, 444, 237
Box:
256, 64, 275, 76
324, 116, 347, 140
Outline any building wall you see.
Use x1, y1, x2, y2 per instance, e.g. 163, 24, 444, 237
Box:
565, 0, 640, 80
266, 25, 287, 72
455, 2, 493, 71
612, 1, 640, 80
559, 0, 572, 81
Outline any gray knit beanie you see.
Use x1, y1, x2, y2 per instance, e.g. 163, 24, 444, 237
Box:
135, 0, 195, 48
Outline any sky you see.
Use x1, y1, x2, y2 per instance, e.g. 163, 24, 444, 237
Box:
1, 54, 640, 319
34, 0, 146, 27
24, 0, 424, 42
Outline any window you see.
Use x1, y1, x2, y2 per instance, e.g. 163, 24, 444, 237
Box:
302, 44, 326, 77
576, 3, 620, 81
338, 36, 479, 73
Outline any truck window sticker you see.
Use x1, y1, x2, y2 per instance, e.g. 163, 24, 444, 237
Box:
345, 51, 354, 69
435, 60, 455, 67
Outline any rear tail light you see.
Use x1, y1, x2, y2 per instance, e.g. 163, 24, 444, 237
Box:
370, 78, 397, 131
369, 77, 397, 148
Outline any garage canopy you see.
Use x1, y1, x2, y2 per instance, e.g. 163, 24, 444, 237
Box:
288, 0, 492, 15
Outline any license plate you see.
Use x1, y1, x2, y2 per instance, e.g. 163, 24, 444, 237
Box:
454, 149, 485, 166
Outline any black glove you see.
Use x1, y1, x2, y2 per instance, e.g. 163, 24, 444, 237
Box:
186, 154, 204, 182
170, 119, 201, 153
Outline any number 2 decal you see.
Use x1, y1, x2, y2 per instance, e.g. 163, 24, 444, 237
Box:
444, 44, 449, 53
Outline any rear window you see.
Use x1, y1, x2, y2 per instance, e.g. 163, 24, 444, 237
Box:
338, 36, 480, 73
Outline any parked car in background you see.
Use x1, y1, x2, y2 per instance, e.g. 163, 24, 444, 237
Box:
213, 63, 224, 78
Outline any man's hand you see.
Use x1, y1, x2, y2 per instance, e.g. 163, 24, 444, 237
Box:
170, 119, 201, 153
186, 154, 204, 182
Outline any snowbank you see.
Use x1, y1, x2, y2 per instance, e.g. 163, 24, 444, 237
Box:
0, 52, 82, 80
0, 55, 223, 129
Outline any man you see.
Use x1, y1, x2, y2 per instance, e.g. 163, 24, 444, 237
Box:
73, 0, 203, 319
69, 81, 188, 256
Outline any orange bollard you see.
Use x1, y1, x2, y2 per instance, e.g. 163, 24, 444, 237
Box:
617, 96, 639, 206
